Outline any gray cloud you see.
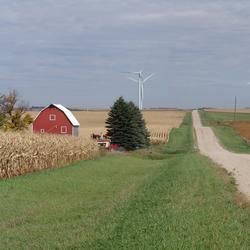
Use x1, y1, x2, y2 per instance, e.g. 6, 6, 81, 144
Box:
1, 0, 250, 108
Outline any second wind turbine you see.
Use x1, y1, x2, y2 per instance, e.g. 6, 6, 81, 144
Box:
124, 71, 154, 110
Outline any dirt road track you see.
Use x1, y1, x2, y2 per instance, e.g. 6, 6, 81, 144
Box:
193, 110, 250, 199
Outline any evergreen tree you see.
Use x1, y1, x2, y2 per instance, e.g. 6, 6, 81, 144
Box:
106, 97, 150, 150
128, 101, 150, 147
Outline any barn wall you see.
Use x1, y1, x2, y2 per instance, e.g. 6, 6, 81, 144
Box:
33, 107, 72, 135
72, 126, 79, 137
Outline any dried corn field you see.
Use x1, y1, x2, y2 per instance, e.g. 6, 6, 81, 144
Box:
30, 109, 186, 143
143, 110, 185, 143
149, 131, 169, 144
0, 132, 98, 179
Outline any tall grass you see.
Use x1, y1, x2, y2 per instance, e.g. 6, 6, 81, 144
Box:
0, 132, 99, 178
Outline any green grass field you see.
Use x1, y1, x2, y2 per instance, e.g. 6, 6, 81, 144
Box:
199, 110, 250, 126
1, 113, 250, 249
199, 110, 250, 153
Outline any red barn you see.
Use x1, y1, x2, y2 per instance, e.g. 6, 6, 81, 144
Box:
33, 104, 80, 136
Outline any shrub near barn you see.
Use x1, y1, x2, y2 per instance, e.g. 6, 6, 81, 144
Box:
0, 90, 33, 131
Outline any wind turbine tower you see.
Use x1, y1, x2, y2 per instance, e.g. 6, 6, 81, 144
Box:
124, 71, 154, 110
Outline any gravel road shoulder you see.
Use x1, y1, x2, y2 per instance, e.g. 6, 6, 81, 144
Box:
193, 110, 250, 199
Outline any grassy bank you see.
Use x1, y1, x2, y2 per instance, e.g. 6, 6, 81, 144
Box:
0, 113, 250, 249
199, 110, 250, 153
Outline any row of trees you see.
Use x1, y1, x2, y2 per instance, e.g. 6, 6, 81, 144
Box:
106, 97, 150, 151
0, 90, 33, 131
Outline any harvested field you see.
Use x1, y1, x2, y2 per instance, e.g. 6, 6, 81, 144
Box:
143, 110, 185, 143
29, 110, 186, 143
0, 132, 98, 179
231, 121, 250, 141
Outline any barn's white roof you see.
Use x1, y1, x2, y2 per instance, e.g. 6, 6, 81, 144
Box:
53, 104, 80, 126
35, 104, 80, 126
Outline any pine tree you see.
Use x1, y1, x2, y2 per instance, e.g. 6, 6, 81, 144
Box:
128, 101, 150, 148
106, 97, 150, 150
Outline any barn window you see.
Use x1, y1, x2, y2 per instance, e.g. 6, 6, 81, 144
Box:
49, 114, 56, 121
40, 129, 45, 133
61, 126, 67, 134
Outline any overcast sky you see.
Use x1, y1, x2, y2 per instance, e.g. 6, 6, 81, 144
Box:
1, 0, 250, 108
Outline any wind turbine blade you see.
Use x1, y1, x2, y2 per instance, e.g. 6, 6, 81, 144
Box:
143, 73, 154, 83
122, 71, 141, 74
128, 77, 138, 83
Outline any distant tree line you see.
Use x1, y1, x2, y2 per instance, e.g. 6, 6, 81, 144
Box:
0, 90, 33, 131
106, 97, 150, 151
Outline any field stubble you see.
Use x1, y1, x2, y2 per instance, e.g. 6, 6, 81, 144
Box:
231, 121, 250, 142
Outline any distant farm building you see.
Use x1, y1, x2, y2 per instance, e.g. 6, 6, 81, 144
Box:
91, 133, 111, 149
33, 104, 80, 136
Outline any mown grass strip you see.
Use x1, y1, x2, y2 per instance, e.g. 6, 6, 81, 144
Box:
0, 156, 163, 249
164, 112, 194, 154
77, 112, 250, 250
81, 154, 250, 250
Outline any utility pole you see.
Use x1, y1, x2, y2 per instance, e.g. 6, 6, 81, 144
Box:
234, 96, 237, 121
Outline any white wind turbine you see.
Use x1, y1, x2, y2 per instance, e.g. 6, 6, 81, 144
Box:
123, 71, 154, 110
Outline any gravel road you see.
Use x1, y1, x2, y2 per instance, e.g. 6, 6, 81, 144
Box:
193, 110, 250, 199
